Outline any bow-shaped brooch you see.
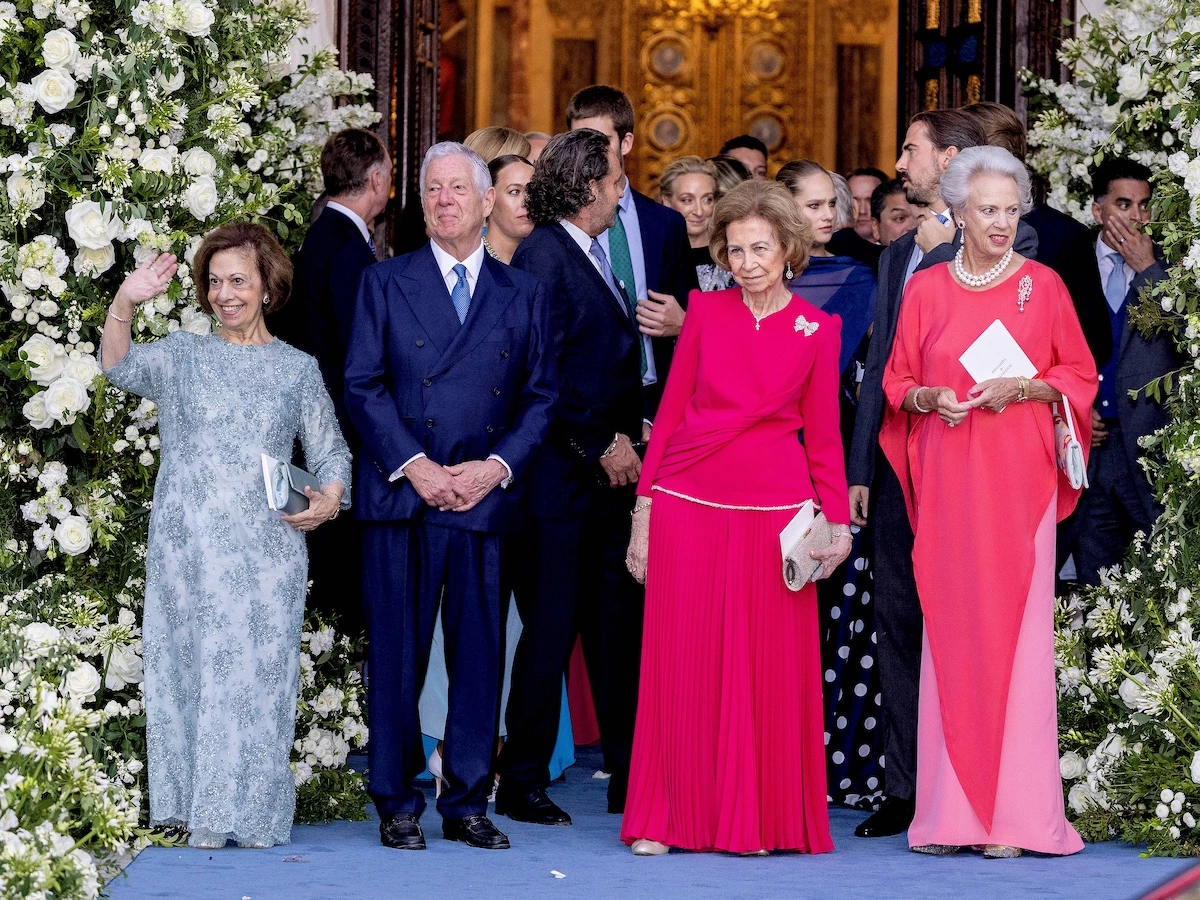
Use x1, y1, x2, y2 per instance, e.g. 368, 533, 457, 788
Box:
794, 315, 819, 336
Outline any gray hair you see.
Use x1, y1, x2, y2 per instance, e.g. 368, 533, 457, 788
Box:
419, 142, 492, 198
830, 172, 855, 230
940, 146, 1033, 218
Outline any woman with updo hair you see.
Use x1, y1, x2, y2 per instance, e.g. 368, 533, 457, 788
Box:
100, 222, 351, 850
659, 155, 734, 291
622, 180, 851, 856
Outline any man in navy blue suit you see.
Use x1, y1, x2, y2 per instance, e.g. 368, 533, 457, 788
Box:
494, 128, 645, 824
284, 128, 389, 638
345, 142, 556, 851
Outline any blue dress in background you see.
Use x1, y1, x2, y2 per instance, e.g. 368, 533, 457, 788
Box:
103, 332, 352, 847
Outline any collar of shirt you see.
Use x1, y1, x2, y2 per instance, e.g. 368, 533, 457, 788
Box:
429, 239, 486, 298
559, 218, 599, 265
324, 201, 372, 244
1094, 233, 1134, 288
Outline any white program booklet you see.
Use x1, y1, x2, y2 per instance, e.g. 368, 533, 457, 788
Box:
958, 319, 1037, 383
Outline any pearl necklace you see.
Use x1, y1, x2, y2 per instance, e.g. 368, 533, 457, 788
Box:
953, 246, 1013, 288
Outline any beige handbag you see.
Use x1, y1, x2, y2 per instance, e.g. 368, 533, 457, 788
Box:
780, 500, 834, 590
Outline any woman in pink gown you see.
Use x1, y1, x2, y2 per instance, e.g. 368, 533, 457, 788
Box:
879, 147, 1097, 857
621, 180, 852, 856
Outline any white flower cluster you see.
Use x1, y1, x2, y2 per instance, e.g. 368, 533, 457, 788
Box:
292, 626, 368, 792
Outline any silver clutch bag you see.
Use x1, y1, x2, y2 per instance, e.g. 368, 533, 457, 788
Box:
261, 453, 321, 514
780, 501, 834, 591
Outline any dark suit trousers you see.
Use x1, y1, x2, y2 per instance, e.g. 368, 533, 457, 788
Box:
499, 489, 643, 792
363, 521, 504, 821
1075, 428, 1157, 586
872, 457, 922, 802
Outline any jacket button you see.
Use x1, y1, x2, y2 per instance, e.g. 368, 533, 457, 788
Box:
500, 349, 509, 358
423, 378, 432, 387
493, 387, 501, 396
486, 425, 494, 433
416, 339, 424, 347
426, 418, 435, 427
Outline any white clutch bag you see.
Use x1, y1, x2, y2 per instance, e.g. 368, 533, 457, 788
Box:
780, 500, 833, 591
261, 453, 321, 514
1051, 401, 1089, 490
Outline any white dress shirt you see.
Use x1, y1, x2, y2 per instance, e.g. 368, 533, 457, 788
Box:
903, 207, 952, 288
325, 201, 372, 245
390, 239, 512, 487
1095, 234, 1135, 303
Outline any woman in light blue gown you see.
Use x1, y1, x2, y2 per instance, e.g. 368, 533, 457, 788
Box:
100, 223, 351, 849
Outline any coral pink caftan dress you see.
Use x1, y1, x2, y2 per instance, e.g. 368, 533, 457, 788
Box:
879, 260, 1097, 854
620, 287, 850, 854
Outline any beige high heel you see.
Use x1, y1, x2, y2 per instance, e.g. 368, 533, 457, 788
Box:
428, 747, 445, 799
631, 838, 669, 856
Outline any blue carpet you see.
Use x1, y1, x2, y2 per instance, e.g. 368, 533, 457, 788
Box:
108, 749, 1191, 900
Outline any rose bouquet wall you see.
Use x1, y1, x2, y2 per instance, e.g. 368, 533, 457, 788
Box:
1027, 0, 1200, 856
0, 0, 378, 893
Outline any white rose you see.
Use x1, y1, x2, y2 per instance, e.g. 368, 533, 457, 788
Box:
65, 200, 120, 250
41, 28, 79, 70
102, 699, 121, 717
7, 173, 45, 211
1067, 781, 1098, 815
21, 391, 53, 429
104, 645, 144, 690
173, 0, 214, 36
21, 621, 60, 655
179, 306, 212, 335
20, 334, 65, 385
44, 376, 89, 424
155, 68, 185, 94
1116, 64, 1150, 102
74, 243, 115, 276
0, 732, 16, 754
62, 355, 99, 385
1190, 750, 1200, 785
180, 147, 216, 176
20, 268, 42, 290
138, 148, 173, 174
64, 662, 101, 701
53, 514, 91, 556
1118, 674, 1148, 709
1059, 751, 1086, 781
184, 175, 218, 220
30, 67, 76, 114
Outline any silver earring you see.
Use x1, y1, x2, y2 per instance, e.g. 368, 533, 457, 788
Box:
957, 220, 965, 228
262, 294, 270, 306
784, 262, 794, 280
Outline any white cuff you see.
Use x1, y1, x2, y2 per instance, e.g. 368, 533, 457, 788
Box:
487, 454, 513, 489
389, 452, 427, 482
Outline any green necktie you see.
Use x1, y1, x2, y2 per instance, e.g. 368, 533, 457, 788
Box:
607, 214, 647, 377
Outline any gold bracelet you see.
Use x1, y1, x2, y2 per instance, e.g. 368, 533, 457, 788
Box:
1017, 375, 1030, 402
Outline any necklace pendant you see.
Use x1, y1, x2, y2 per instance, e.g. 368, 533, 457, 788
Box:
755, 319, 761, 331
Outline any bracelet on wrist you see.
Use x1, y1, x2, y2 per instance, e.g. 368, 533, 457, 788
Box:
912, 387, 930, 414
632, 500, 652, 516
600, 434, 620, 459
1017, 375, 1030, 402
107, 306, 133, 323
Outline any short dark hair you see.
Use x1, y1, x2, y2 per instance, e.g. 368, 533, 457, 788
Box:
870, 178, 907, 221
963, 101, 1027, 160
524, 129, 612, 225
320, 128, 387, 198
909, 109, 986, 154
565, 85, 636, 141
849, 166, 888, 183
487, 154, 532, 186
1091, 157, 1153, 200
719, 134, 769, 158
194, 222, 293, 315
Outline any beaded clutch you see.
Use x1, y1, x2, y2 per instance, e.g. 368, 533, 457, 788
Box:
780, 500, 834, 591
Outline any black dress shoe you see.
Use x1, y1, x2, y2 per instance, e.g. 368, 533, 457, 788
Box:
607, 768, 629, 814
443, 815, 511, 849
494, 787, 572, 825
379, 813, 426, 850
854, 796, 915, 838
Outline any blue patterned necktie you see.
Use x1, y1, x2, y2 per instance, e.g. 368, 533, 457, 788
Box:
450, 263, 471, 324
1104, 253, 1127, 313
368, 235, 376, 256
589, 239, 627, 310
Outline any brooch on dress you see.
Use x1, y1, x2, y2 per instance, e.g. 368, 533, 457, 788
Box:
1016, 274, 1033, 313
794, 315, 819, 336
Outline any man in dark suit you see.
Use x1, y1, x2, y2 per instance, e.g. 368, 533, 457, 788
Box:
566, 85, 699, 426
345, 142, 556, 851
1075, 158, 1180, 583
284, 128, 389, 637
495, 129, 645, 823
847, 109, 1041, 839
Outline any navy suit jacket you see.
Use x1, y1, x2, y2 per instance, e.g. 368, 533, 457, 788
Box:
847, 220, 1039, 489
282, 207, 377, 436
631, 190, 700, 419
512, 222, 645, 518
344, 242, 556, 533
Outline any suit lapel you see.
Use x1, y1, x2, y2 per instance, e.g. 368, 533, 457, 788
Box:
429, 255, 517, 377
551, 224, 638, 335
394, 243, 462, 354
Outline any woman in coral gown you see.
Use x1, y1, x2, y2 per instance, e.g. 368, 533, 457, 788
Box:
621, 180, 852, 856
879, 147, 1096, 857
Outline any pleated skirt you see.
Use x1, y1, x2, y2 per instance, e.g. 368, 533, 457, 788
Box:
619, 491, 833, 854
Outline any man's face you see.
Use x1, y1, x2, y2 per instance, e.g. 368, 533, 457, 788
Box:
1091, 178, 1152, 233
366, 152, 393, 222
848, 174, 882, 241
726, 146, 768, 180
896, 122, 949, 206
874, 191, 917, 247
581, 146, 626, 237
421, 153, 494, 247
570, 114, 634, 164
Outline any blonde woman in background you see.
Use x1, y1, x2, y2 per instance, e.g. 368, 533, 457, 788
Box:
659, 156, 734, 291
465, 126, 532, 163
